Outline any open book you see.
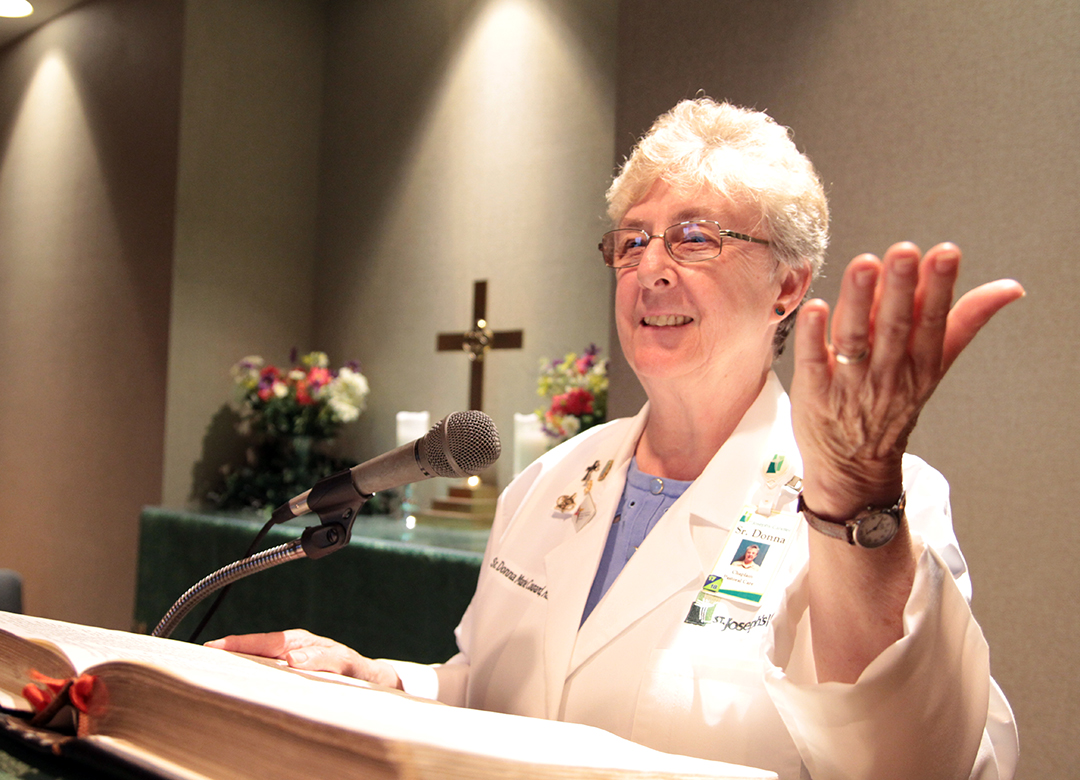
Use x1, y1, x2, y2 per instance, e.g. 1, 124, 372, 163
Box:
0, 611, 775, 780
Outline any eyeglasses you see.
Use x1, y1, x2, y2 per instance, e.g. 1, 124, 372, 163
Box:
598, 220, 770, 269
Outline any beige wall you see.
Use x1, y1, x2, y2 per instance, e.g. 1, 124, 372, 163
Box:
0, 0, 182, 627
311, 0, 617, 491
161, 0, 327, 508
608, 1, 1079, 777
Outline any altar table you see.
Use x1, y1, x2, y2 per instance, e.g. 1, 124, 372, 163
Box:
134, 507, 487, 663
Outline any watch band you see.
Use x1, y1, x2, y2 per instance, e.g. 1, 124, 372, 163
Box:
797, 492, 906, 548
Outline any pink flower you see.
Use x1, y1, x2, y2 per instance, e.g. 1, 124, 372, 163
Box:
552, 388, 594, 416
307, 366, 332, 391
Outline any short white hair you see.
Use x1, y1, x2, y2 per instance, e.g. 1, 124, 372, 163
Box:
606, 98, 830, 355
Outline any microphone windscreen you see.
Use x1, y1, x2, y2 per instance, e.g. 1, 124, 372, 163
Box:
421, 410, 501, 477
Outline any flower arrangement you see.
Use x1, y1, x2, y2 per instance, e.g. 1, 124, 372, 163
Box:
230, 351, 369, 440
537, 344, 608, 442
210, 351, 372, 513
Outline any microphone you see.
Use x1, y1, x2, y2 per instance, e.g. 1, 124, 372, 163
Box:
282, 410, 501, 519
352, 409, 501, 494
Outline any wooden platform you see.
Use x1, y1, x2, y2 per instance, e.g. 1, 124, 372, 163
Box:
415, 483, 498, 528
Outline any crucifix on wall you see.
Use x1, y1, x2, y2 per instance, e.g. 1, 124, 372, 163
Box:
436, 280, 524, 411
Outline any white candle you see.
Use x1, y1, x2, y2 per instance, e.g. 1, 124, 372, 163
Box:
514, 413, 548, 477
396, 411, 430, 447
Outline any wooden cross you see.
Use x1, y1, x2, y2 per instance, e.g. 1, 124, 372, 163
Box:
436, 280, 524, 411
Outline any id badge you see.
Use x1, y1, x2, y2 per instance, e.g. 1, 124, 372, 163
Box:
697, 505, 801, 607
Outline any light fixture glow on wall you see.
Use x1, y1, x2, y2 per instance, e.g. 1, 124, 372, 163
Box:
0, 0, 33, 19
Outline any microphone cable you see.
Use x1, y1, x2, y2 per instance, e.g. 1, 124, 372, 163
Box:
186, 505, 289, 643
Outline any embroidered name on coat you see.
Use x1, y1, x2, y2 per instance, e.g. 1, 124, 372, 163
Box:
490, 557, 548, 599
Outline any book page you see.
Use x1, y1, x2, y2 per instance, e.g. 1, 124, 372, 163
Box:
0, 612, 303, 692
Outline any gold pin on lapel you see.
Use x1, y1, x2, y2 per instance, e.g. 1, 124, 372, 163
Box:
598, 460, 613, 481
555, 493, 577, 513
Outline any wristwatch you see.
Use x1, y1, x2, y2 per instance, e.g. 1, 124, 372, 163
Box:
797, 492, 906, 549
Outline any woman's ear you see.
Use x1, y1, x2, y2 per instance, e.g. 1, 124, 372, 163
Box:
773, 261, 813, 320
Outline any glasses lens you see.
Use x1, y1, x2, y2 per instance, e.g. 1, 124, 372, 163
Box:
665, 222, 724, 263
601, 229, 649, 267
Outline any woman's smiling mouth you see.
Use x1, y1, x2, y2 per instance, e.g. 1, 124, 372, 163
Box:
642, 315, 693, 327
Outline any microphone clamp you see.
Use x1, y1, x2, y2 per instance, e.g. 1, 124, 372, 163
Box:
270, 469, 368, 560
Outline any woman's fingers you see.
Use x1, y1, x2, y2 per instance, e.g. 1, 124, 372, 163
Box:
908, 244, 960, 378
863, 243, 920, 373
205, 630, 298, 657
828, 255, 879, 368
941, 279, 1026, 372
206, 629, 340, 663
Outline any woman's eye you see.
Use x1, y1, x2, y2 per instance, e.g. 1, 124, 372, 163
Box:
679, 230, 719, 248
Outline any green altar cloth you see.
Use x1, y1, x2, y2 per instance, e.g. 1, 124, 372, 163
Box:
134, 507, 487, 664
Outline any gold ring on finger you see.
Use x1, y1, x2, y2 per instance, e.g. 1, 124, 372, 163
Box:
834, 348, 870, 366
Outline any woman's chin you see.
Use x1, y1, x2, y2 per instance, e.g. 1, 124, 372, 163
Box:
628, 352, 701, 384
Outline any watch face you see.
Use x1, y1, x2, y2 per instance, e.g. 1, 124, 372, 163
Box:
854, 512, 900, 549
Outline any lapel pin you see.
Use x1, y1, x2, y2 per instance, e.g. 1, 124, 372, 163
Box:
583, 461, 600, 482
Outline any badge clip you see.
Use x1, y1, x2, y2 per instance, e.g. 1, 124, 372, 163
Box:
755, 454, 797, 517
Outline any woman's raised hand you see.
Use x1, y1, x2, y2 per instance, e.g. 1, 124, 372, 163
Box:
791, 241, 1024, 518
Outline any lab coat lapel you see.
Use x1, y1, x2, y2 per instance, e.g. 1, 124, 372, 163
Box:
569, 374, 795, 674
540, 406, 647, 720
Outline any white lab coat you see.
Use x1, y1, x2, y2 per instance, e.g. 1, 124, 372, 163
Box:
391, 373, 1017, 780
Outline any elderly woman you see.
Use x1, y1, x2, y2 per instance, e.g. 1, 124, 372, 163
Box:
211, 98, 1023, 779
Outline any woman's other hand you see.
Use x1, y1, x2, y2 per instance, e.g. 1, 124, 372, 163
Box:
205, 629, 403, 690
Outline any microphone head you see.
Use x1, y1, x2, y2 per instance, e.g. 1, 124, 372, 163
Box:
420, 410, 501, 477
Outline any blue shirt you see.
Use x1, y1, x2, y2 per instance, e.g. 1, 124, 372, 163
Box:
581, 458, 693, 624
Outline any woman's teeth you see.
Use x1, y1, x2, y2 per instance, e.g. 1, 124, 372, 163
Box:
643, 315, 692, 327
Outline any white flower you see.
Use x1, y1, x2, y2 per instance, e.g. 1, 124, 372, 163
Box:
562, 415, 581, 438
326, 367, 369, 423
272, 381, 289, 399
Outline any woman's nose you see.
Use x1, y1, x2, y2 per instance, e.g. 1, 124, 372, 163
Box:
635, 235, 677, 287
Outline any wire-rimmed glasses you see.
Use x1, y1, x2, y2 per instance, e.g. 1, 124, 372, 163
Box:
599, 220, 769, 269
